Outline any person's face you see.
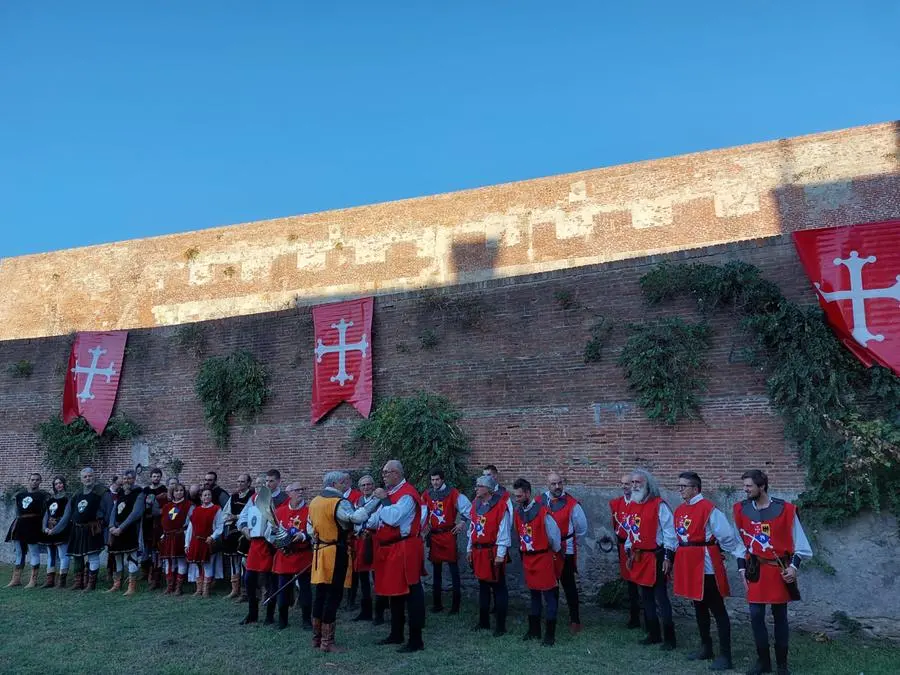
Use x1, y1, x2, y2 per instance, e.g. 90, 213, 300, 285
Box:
111, 477, 122, 491
150, 471, 162, 486
265, 475, 279, 492
621, 475, 632, 499
167, 478, 178, 490
430, 475, 443, 490
287, 486, 303, 506
513, 487, 529, 507
381, 465, 400, 489
677, 478, 699, 503
236, 475, 251, 492
475, 485, 490, 501
630, 474, 648, 501
204, 474, 216, 489
53, 478, 65, 493
200, 489, 213, 506
482, 468, 498, 482
28, 475, 41, 491
359, 478, 375, 496
743, 478, 762, 500
548, 474, 564, 498
173, 486, 185, 501
81, 471, 95, 489
123, 474, 135, 491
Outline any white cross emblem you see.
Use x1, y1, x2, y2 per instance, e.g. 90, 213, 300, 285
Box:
314, 318, 369, 386
815, 251, 900, 347
71, 346, 117, 400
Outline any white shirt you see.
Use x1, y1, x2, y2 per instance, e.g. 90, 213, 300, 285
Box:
365, 480, 418, 537
624, 498, 677, 552
541, 490, 588, 555
675, 494, 746, 573
467, 498, 512, 558
430, 482, 473, 523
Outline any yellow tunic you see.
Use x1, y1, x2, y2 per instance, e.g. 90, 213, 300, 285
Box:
309, 495, 353, 588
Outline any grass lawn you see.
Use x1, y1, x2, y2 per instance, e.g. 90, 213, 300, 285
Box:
0, 566, 895, 675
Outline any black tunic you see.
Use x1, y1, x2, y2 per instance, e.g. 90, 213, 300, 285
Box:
68, 491, 106, 556
222, 488, 255, 555
109, 489, 143, 554
43, 495, 70, 544
4, 490, 49, 545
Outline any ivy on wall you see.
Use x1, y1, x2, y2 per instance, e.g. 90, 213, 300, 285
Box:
638, 260, 900, 523
196, 349, 269, 447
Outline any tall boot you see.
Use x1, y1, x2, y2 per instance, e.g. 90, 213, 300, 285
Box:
627, 602, 642, 629
746, 646, 773, 675
163, 571, 175, 595
105, 573, 123, 593
23, 566, 40, 589
41, 572, 57, 589
321, 622, 345, 653
301, 603, 313, 631
431, 585, 444, 613
542, 619, 557, 647
311, 617, 322, 648
174, 573, 185, 596
5, 567, 22, 588
353, 598, 373, 622
774, 645, 790, 675
373, 595, 387, 625
193, 573, 204, 597
378, 606, 405, 644
277, 604, 289, 630
661, 621, 677, 651
149, 566, 161, 591
72, 569, 85, 591
57, 572, 68, 589
711, 618, 734, 671
123, 574, 138, 597
202, 577, 212, 598
140, 560, 151, 581
226, 574, 240, 599
264, 598, 276, 625
640, 618, 662, 645
471, 608, 490, 631
239, 576, 249, 603
449, 590, 461, 615
688, 639, 713, 660
522, 615, 541, 641
85, 570, 99, 591
493, 607, 507, 637
399, 622, 424, 652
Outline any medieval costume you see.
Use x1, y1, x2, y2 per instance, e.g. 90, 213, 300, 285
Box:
49, 486, 109, 591
468, 478, 512, 636
351, 492, 381, 622
141, 482, 167, 588
423, 481, 471, 614
308, 484, 380, 652
367, 478, 426, 652
185, 502, 224, 597
268, 499, 313, 630
236, 491, 275, 625
343, 484, 364, 607
538, 488, 588, 632
5, 487, 49, 588
42, 490, 71, 588
159, 495, 190, 595
222, 485, 255, 599
514, 498, 562, 645
107, 485, 145, 595
674, 493, 745, 670
610, 493, 641, 628
733, 497, 812, 675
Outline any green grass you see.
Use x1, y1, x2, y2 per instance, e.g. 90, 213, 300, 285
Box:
0, 566, 895, 675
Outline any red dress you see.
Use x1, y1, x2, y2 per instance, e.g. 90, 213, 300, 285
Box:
425, 487, 460, 563
733, 499, 797, 604
673, 499, 730, 601
469, 497, 507, 582
272, 502, 313, 575
623, 497, 663, 587
159, 499, 190, 559
514, 504, 558, 591
186, 504, 220, 563
373, 482, 424, 597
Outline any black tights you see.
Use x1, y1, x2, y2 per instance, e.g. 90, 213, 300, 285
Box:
387, 582, 426, 646
749, 602, 789, 650
313, 547, 349, 624
640, 553, 672, 623
559, 554, 581, 623
693, 575, 731, 648
529, 587, 559, 620
478, 570, 508, 614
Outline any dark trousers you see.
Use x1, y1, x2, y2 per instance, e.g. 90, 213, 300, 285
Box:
640, 553, 673, 623
313, 546, 349, 624
559, 553, 581, 623
628, 580, 641, 612
749, 602, 789, 650
431, 561, 460, 605
245, 570, 265, 621
693, 575, 731, 648
478, 569, 508, 615
530, 587, 559, 620
278, 571, 312, 609
388, 582, 426, 647
352, 570, 372, 601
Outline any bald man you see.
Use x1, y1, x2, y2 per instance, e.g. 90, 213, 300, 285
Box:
537, 472, 588, 633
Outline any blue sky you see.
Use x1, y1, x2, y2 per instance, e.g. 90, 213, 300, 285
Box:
1, 2, 898, 258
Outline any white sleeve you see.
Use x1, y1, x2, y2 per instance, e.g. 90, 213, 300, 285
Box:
496, 511, 511, 558
236, 501, 251, 529
211, 509, 225, 539
709, 507, 745, 559
658, 503, 677, 551
792, 514, 813, 563
546, 515, 562, 552
457, 493, 473, 520
572, 503, 588, 541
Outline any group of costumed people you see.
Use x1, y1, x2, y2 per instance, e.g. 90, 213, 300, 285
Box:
5, 461, 810, 675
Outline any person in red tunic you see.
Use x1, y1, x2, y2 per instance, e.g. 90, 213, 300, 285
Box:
185, 487, 224, 598
623, 468, 677, 650
368, 459, 426, 652
513, 478, 562, 646
733, 470, 812, 675
264, 482, 313, 630
158, 483, 191, 595
423, 467, 472, 615
673, 472, 745, 671
237, 474, 276, 626
343, 472, 365, 609
610, 473, 641, 629
467, 474, 511, 637
350, 475, 380, 622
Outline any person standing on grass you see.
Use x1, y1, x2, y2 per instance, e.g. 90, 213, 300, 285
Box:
268, 482, 313, 630
624, 468, 678, 651
733, 469, 812, 675
467, 474, 512, 637
673, 471, 746, 671
222, 473, 255, 600
107, 469, 145, 596
159, 482, 191, 595
350, 475, 380, 622
185, 487, 224, 598
41, 476, 71, 588
537, 471, 588, 634
4, 472, 48, 589
513, 478, 562, 646
237, 474, 276, 625
422, 467, 471, 615
610, 473, 642, 630
140, 468, 167, 590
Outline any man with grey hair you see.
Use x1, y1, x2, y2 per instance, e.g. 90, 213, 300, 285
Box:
350, 474, 379, 622
467, 473, 512, 636
623, 468, 677, 650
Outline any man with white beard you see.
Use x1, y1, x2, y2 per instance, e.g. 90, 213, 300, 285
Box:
623, 468, 677, 650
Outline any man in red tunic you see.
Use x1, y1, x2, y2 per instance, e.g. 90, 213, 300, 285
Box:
268, 482, 313, 630
368, 459, 426, 653
673, 471, 745, 671
467, 474, 511, 636
610, 473, 641, 629
624, 468, 677, 650
538, 471, 588, 634
351, 475, 380, 622
513, 478, 562, 646
237, 475, 276, 626
343, 471, 364, 609
734, 470, 812, 675
423, 467, 471, 615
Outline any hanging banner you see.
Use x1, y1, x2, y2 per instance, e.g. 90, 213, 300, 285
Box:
62, 331, 129, 434
792, 219, 900, 375
311, 297, 373, 424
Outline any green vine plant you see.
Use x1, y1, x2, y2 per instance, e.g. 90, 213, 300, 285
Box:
583, 317, 613, 363
346, 392, 472, 493
196, 348, 269, 447
35, 414, 141, 487
172, 323, 208, 358
617, 317, 712, 424
6, 360, 34, 379
639, 260, 900, 524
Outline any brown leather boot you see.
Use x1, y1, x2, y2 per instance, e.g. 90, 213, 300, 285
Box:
72, 570, 85, 590
226, 574, 240, 599
320, 623, 345, 653
174, 573, 186, 596
85, 570, 99, 591
41, 572, 56, 589
193, 574, 204, 597
57, 572, 68, 589
5, 567, 23, 588
23, 566, 40, 589
311, 618, 323, 648
149, 566, 161, 591
123, 575, 138, 597
202, 577, 212, 598
105, 573, 123, 593
163, 571, 176, 595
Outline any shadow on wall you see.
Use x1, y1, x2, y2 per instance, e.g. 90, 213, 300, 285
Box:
450, 237, 499, 283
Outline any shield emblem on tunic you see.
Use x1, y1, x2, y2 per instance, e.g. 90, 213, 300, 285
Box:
167, 506, 179, 520
117, 501, 126, 514
49, 502, 58, 516
77, 499, 88, 513
22, 496, 33, 510
251, 516, 258, 529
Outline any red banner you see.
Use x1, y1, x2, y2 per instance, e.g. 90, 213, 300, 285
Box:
62, 331, 129, 434
793, 220, 900, 375
311, 298, 373, 424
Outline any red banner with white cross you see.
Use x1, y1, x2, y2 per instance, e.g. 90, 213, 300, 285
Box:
792, 220, 900, 375
62, 331, 129, 434
311, 297, 373, 424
